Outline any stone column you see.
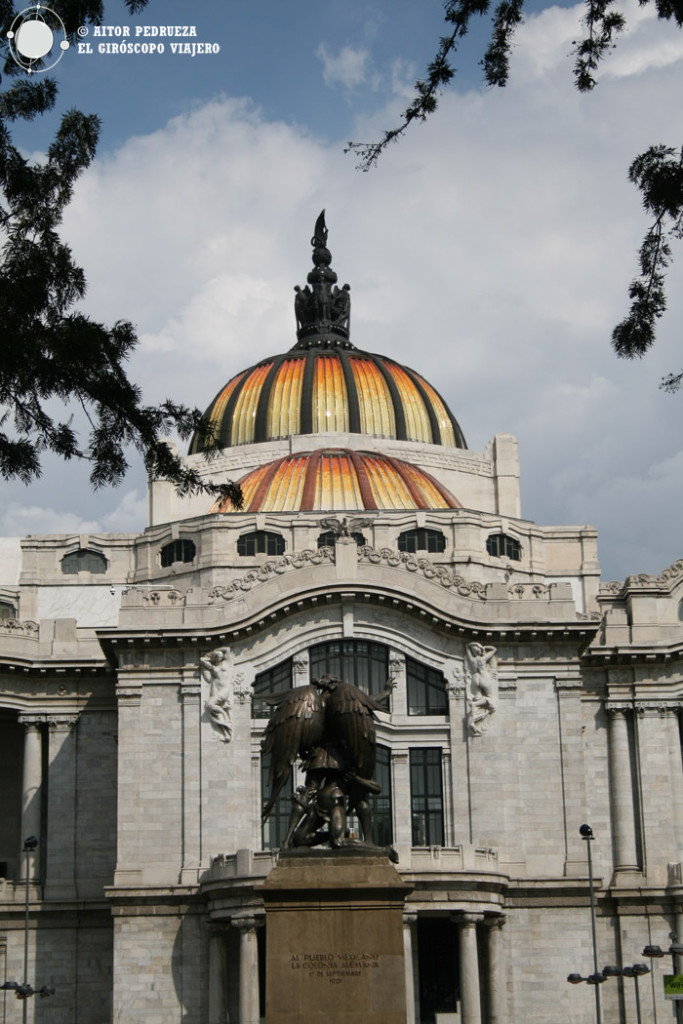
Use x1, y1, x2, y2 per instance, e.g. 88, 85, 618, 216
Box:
403, 912, 418, 1024
487, 916, 508, 1024
458, 914, 482, 1024
18, 716, 44, 879
232, 915, 262, 1024
607, 706, 639, 872
209, 929, 229, 1024
44, 714, 79, 899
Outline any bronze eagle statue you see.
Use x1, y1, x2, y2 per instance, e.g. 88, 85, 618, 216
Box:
261, 674, 390, 852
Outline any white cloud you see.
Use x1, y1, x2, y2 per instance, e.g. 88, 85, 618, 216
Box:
317, 44, 373, 90
35, 0, 683, 583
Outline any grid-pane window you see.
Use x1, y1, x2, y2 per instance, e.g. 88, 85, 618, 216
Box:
61, 548, 107, 574
486, 533, 521, 561
309, 640, 388, 702
159, 539, 195, 568
345, 744, 393, 846
397, 528, 446, 554
261, 752, 293, 850
252, 660, 293, 719
407, 658, 448, 716
410, 748, 444, 846
237, 531, 285, 557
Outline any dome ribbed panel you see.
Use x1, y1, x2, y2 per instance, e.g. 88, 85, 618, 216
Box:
362, 453, 417, 509
258, 455, 308, 512
189, 371, 247, 454
267, 358, 305, 439
232, 362, 273, 445
312, 356, 348, 433
313, 450, 363, 510
412, 372, 457, 447
209, 462, 271, 512
399, 460, 460, 509
383, 362, 433, 443
349, 357, 396, 437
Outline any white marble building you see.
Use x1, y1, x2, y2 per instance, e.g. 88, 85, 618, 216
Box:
1, 216, 683, 1024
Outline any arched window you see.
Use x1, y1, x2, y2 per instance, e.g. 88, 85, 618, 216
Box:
160, 539, 196, 568
61, 549, 107, 575
397, 528, 446, 554
486, 533, 521, 561
237, 531, 285, 557
317, 531, 366, 549
252, 659, 293, 719
406, 658, 448, 716
309, 640, 389, 703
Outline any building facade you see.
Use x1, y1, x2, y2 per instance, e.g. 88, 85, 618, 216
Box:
1, 216, 683, 1024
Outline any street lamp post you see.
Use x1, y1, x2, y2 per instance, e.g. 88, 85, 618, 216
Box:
580, 823, 602, 1024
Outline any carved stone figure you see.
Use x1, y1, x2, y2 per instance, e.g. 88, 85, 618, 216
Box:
261, 674, 397, 859
200, 646, 234, 742
465, 642, 498, 736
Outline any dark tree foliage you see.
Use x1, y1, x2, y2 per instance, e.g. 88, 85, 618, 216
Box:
0, 0, 242, 504
346, 0, 683, 389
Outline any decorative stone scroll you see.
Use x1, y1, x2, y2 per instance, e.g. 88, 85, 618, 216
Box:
357, 547, 487, 599
464, 642, 498, 736
208, 548, 334, 602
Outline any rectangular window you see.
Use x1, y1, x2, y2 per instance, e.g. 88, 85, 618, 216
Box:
261, 752, 293, 850
406, 658, 448, 716
410, 748, 444, 847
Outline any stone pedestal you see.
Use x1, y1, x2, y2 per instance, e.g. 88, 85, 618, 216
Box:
261, 849, 412, 1024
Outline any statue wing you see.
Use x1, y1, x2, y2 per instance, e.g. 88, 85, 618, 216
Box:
324, 682, 378, 779
261, 684, 325, 820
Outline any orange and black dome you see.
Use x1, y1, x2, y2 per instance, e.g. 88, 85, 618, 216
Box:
210, 448, 461, 513
190, 212, 466, 454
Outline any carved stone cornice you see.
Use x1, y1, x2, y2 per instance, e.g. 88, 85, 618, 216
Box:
0, 618, 39, 636
116, 683, 142, 706
634, 700, 680, 717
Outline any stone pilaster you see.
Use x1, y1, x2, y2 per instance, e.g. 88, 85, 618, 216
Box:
180, 674, 202, 883
391, 750, 412, 848
458, 913, 483, 1024
44, 714, 79, 899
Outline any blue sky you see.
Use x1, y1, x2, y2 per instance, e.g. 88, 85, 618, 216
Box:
3, 0, 683, 583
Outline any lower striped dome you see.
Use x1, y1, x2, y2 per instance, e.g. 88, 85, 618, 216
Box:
210, 449, 460, 513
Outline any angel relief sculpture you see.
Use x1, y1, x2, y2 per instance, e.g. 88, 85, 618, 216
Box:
261, 674, 398, 860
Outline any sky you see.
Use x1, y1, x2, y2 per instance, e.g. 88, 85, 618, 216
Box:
2, 0, 683, 583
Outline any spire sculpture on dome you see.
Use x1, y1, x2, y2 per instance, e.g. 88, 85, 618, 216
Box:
293, 210, 353, 349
